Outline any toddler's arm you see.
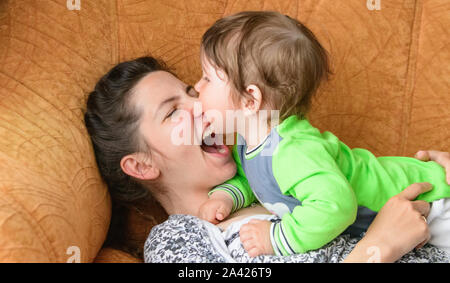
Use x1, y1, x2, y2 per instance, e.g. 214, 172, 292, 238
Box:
199, 145, 256, 224
209, 145, 257, 212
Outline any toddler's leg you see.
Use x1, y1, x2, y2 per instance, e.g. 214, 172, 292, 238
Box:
427, 198, 450, 255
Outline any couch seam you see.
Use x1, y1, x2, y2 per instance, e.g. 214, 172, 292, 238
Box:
400, 0, 422, 155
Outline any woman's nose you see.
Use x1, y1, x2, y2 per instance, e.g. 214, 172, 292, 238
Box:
185, 95, 202, 119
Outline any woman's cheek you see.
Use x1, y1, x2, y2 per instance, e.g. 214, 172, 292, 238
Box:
169, 112, 197, 146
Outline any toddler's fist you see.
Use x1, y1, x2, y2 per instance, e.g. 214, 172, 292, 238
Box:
240, 219, 273, 257
198, 191, 233, 224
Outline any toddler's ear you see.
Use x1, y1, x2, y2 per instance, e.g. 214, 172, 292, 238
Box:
241, 84, 262, 116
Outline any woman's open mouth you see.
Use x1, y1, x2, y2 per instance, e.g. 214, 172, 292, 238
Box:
200, 125, 229, 156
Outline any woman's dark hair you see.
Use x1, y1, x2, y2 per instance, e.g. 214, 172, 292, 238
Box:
84, 56, 170, 259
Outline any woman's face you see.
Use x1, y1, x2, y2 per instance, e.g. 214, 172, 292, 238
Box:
131, 71, 236, 190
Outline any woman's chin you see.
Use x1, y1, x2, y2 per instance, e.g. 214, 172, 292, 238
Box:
201, 144, 236, 176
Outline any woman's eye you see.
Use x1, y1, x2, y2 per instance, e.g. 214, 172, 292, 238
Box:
165, 108, 177, 120
203, 76, 210, 82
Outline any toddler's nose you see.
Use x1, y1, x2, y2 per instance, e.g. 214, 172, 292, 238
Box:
194, 80, 203, 94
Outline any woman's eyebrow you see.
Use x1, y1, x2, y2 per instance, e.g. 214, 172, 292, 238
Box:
160, 96, 179, 107
155, 96, 180, 118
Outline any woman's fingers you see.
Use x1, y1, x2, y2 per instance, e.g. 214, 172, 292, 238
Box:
433, 151, 450, 185
414, 150, 430, 161
425, 150, 449, 165
399, 182, 433, 201
414, 214, 431, 250
415, 150, 450, 185
411, 200, 431, 218
427, 151, 450, 183
351, 182, 435, 262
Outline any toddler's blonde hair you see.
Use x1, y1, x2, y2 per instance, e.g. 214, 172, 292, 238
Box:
201, 11, 331, 120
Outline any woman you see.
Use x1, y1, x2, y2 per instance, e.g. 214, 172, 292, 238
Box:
84, 56, 450, 263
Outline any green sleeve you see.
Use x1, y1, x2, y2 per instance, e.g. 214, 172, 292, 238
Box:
271, 138, 358, 254
209, 145, 256, 212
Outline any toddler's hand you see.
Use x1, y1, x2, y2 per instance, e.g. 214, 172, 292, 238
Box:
198, 191, 233, 224
239, 219, 273, 257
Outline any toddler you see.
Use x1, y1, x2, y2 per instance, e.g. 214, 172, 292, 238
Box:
195, 11, 450, 256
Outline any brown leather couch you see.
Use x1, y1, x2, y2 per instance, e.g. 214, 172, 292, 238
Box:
0, 0, 448, 263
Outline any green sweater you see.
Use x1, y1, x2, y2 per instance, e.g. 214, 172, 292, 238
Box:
210, 115, 450, 255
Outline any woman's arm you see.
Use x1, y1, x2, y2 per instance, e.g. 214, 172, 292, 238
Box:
343, 182, 431, 262
344, 149, 450, 262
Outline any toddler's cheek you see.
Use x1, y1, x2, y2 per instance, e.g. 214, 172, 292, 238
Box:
201, 99, 220, 115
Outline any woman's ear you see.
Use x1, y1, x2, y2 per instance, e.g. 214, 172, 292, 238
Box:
241, 84, 262, 116
120, 153, 160, 181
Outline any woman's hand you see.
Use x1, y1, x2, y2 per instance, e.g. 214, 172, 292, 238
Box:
343, 182, 433, 263
415, 150, 450, 184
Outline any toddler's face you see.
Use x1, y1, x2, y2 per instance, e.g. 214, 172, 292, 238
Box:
194, 56, 239, 135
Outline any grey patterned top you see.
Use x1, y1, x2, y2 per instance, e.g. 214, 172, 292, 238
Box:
144, 214, 449, 263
